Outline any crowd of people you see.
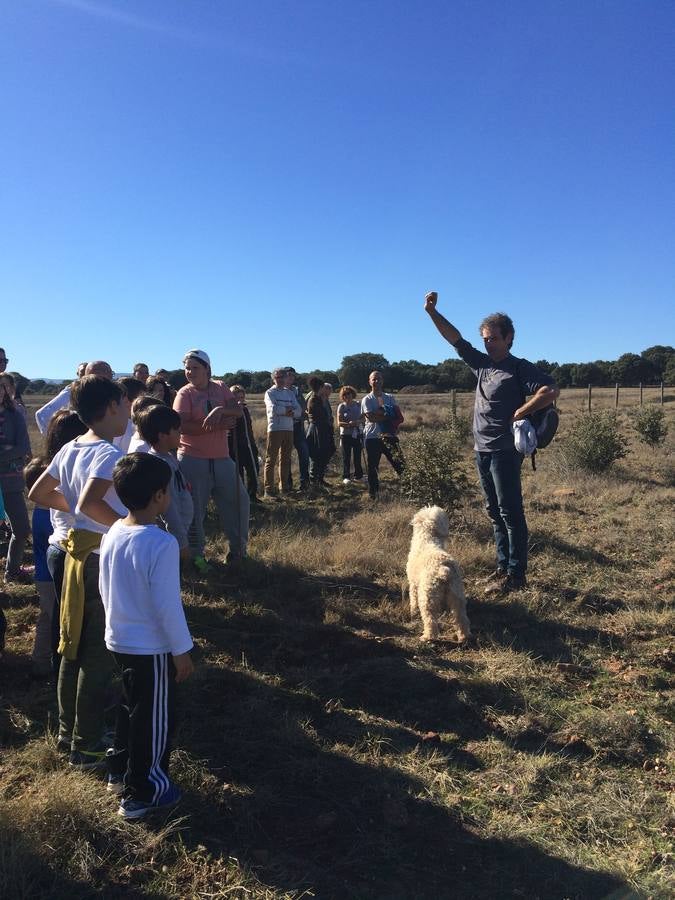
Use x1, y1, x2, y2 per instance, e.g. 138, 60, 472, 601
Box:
0, 349, 407, 820
0, 299, 557, 821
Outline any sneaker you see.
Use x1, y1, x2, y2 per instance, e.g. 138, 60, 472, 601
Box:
117, 782, 182, 820
57, 737, 71, 755
342, 478, 351, 485
107, 773, 125, 796
193, 556, 211, 574
69, 745, 109, 770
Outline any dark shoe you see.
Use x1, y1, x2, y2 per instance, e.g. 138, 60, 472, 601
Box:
299, 480, 309, 491
483, 568, 508, 594
500, 574, 527, 594
5, 568, 34, 585
69, 743, 110, 771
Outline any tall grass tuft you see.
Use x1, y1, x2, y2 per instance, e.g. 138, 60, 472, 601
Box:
399, 424, 472, 509
632, 405, 668, 447
562, 410, 628, 473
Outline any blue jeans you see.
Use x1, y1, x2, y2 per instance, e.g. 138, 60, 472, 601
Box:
475, 449, 527, 578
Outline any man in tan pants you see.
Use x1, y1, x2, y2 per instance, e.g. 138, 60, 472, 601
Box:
263, 368, 301, 498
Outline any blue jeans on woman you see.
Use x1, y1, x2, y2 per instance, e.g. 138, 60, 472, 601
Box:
475, 449, 527, 579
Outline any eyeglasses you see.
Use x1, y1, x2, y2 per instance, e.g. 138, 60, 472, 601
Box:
0, 358, 8, 363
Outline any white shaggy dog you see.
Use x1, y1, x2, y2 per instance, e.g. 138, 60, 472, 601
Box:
406, 506, 471, 642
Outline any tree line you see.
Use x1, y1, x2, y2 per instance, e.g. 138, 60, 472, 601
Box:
18, 345, 675, 397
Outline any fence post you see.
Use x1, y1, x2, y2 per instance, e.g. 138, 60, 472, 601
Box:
615, 383, 619, 409
661, 382, 665, 405
587, 384, 592, 412
639, 382, 643, 406
451, 389, 457, 418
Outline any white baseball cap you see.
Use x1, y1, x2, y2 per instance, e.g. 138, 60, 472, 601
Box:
183, 349, 211, 368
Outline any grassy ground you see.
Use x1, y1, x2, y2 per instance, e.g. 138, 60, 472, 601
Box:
0, 392, 673, 899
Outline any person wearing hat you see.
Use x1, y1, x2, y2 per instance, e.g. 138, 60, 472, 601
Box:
173, 350, 249, 570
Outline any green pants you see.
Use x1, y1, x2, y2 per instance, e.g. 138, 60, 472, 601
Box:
57, 554, 114, 752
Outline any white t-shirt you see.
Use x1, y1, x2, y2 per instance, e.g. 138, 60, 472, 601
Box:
127, 432, 151, 454
99, 520, 193, 656
49, 505, 73, 547
113, 418, 135, 454
46, 438, 127, 542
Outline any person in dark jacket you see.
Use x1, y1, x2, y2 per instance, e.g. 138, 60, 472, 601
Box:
305, 376, 333, 487
0, 373, 32, 581
228, 385, 261, 502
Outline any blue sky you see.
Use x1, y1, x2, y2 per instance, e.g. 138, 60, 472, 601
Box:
2, 0, 673, 378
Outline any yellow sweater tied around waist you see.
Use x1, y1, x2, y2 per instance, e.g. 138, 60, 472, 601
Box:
58, 529, 103, 660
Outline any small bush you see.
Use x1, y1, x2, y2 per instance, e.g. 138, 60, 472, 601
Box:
399, 425, 472, 508
563, 411, 628, 473
632, 406, 668, 446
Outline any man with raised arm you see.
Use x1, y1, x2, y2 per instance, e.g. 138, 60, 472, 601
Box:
424, 291, 559, 594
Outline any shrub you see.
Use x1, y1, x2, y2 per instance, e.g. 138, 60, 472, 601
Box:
399, 425, 472, 509
632, 406, 668, 447
563, 411, 628, 473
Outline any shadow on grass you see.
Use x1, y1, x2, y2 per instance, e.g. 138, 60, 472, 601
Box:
175, 662, 627, 900
528, 531, 630, 570
0, 823, 163, 899
473, 596, 623, 663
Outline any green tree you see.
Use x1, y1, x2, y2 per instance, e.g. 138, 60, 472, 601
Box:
338, 353, 389, 390
640, 345, 674, 380
571, 362, 606, 386
610, 353, 658, 386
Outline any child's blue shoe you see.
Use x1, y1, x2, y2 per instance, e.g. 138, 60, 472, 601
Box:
117, 782, 182, 820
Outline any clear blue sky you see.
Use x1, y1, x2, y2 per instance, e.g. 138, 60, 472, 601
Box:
2, 0, 673, 378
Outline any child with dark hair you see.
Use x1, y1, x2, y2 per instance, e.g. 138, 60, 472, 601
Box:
145, 375, 172, 406
136, 405, 193, 556
33, 411, 91, 678
28, 375, 130, 768
127, 395, 163, 454
101, 453, 193, 819
114, 378, 146, 453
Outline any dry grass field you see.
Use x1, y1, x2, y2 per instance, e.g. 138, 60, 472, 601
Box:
1, 390, 673, 899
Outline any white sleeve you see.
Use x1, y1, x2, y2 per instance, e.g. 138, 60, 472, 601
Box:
89, 445, 124, 481
35, 387, 71, 435
149, 536, 193, 655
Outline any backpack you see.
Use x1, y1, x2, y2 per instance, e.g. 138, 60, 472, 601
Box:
515, 359, 559, 469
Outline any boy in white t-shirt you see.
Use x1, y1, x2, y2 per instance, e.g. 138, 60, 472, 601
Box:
29, 376, 130, 769
100, 453, 194, 819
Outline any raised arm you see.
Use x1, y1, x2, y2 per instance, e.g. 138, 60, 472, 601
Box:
424, 291, 463, 346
